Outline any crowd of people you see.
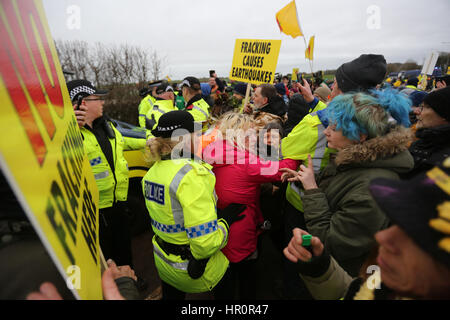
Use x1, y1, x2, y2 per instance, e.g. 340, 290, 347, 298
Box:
2, 56, 450, 301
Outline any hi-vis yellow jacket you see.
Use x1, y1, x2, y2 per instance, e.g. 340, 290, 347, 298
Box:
138, 94, 156, 128
186, 98, 210, 127
281, 100, 337, 211
142, 158, 229, 293
81, 121, 146, 209
142, 99, 177, 131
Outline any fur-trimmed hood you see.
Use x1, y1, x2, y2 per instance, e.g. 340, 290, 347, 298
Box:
335, 126, 414, 169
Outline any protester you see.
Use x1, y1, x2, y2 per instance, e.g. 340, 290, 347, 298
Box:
280, 54, 388, 297
284, 158, 450, 300
283, 93, 310, 136
200, 82, 214, 107
67, 80, 146, 268
408, 90, 428, 125
313, 86, 331, 104
244, 84, 287, 118
142, 110, 245, 299
282, 76, 290, 91
275, 82, 289, 104
404, 87, 450, 179
210, 70, 225, 92
280, 88, 413, 277
202, 112, 299, 299
231, 82, 249, 113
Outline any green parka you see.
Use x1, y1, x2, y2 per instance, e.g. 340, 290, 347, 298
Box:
301, 126, 414, 276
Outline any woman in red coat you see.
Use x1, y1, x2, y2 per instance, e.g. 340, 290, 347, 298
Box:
203, 112, 299, 299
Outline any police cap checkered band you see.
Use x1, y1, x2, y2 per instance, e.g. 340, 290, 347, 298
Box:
66, 79, 108, 102
179, 77, 201, 90
151, 110, 196, 138
155, 83, 174, 95
69, 86, 95, 101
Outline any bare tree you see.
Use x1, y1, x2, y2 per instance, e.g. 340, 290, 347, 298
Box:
56, 40, 165, 85
150, 49, 166, 81
134, 47, 150, 84
87, 42, 106, 87
55, 39, 90, 80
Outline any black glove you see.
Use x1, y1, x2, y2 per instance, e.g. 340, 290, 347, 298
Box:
217, 203, 246, 228
296, 247, 331, 278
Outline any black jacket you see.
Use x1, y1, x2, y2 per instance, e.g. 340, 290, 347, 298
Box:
403, 124, 450, 179
257, 95, 287, 118
284, 93, 309, 135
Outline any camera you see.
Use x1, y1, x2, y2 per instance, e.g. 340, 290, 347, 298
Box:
435, 75, 450, 86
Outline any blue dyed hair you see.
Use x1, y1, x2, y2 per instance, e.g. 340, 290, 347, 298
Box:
326, 88, 411, 141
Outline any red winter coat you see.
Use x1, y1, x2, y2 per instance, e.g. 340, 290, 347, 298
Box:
203, 139, 299, 263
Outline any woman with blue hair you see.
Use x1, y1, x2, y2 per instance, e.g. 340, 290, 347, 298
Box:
280, 89, 415, 276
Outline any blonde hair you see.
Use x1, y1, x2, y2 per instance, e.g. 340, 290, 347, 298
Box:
144, 136, 182, 163
253, 112, 283, 131
216, 112, 256, 151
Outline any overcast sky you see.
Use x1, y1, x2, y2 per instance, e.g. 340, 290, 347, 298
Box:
42, 0, 450, 80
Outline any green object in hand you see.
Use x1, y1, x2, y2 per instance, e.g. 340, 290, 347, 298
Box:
302, 234, 312, 246
302, 234, 313, 255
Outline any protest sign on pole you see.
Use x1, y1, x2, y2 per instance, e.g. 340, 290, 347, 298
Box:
230, 39, 282, 86
421, 52, 439, 75
292, 68, 299, 81
0, 0, 102, 300
229, 39, 282, 107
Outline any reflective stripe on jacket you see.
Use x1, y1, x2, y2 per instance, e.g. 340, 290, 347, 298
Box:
82, 122, 146, 209
142, 158, 229, 293
281, 101, 336, 211
138, 95, 156, 128
186, 98, 210, 123
143, 99, 177, 131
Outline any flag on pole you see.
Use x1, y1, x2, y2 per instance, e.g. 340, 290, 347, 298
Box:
166, 75, 172, 82
275, 1, 303, 38
305, 36, 315, 60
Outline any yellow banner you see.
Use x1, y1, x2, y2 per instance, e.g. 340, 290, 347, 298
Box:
0, 0, 102, 300
292, 68, 299, 81
305, 35, 315, 61
229, 39, 282, 85
275, 0, 303, 38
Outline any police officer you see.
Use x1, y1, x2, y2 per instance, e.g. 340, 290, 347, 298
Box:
67, 80, 146, 267
139, 81, 177, 131
138, 81, 158, 129
142, 110, 245, 299
178, 77, 211, 130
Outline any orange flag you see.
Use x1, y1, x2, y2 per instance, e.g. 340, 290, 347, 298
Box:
276, 1, 303, 38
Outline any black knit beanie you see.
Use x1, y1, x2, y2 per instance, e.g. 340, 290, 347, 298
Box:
335, 54, 387, 93
424, 87, 450, 121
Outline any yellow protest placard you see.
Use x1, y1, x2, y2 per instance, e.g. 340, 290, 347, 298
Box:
229, 39, 282, 85
292, 68, 299, 81
0, 0, 102, 300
